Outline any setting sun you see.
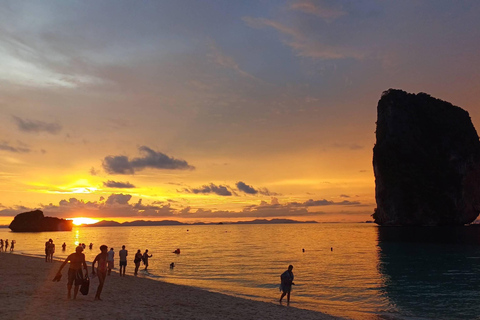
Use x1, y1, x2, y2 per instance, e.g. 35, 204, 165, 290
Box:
69, 217, 100, 226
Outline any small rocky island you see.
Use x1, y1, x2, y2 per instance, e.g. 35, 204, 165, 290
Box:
9, 210, 73, 232
373, 89, 480, 226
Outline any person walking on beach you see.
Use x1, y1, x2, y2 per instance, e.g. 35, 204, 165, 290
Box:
134, 249, 142, 276
142, 249, 152, 271
107, 247, 115, 275
0, 239, 4, 252
10, 240, 15, 251
62, 242, 66, 251
119, 245, 128, 276
5, 239, 9, 251
56, 246, 88, 300
92, 245, 109, 301
279, 265, 294, 306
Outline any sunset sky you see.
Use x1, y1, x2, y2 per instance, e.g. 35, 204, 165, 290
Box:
1, 0, 480, 224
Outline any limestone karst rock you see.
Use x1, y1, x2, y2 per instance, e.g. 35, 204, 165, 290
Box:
8, 210, 73, 232
373, 89, 480, 225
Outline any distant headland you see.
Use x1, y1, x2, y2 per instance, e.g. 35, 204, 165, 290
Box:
8, 210, 73, 232
86, 218, 317, 227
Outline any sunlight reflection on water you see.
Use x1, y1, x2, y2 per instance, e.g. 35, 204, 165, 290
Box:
2, 223, 480, 319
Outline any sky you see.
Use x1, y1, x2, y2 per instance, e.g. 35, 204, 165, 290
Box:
1, 0, 480, 224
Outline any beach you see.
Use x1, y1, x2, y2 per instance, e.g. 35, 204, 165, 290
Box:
0, 253, 340, 320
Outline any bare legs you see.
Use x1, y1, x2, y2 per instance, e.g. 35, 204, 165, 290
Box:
94, 271, 106, 300
279, 291, 291, 306
134, 263, 140, 276
67, 285, 80, 299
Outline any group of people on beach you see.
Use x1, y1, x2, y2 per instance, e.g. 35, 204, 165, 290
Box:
0, 239, 15, 252
54, 243, 157, 300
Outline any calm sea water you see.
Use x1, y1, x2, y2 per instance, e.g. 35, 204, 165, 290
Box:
1, 223, 480, 319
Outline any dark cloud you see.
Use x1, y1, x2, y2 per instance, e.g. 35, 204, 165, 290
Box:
103, 146, 194, 174
332, 143, 364, 150
235, 181, 279, 196
340, 194, 350, 198
236, 181, 257, 194
186, 183, 232, 196
0, 141, 31, 153
103, 180, 136, 188
12, 116, 62, 134
296, 199, 361, 206
0, 195, 366, 220
105, 194, 132, 205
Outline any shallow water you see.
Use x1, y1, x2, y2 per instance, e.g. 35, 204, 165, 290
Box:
1, 223, 480, 319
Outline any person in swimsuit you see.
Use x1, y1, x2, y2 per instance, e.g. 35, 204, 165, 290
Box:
279, 265, 295, 306
56, 246, 88, 299
92, 245, 109, 301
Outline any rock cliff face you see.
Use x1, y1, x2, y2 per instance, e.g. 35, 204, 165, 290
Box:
373, 89, 480, 225
9, 210, 73, 232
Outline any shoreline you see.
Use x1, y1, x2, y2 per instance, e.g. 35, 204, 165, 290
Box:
0, 253, 342, 320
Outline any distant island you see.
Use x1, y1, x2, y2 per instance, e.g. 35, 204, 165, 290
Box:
86, 218, 317, 227
9, 210, 73, 232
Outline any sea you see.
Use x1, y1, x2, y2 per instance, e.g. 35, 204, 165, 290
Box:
1, 223, 480, 320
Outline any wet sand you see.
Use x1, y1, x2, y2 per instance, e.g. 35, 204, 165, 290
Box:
0, 253, 341, 320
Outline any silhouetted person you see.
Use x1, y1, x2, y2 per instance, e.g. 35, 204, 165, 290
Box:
5, 239, 8, 251
279, 265, 294, 306
47, 239, 55, 262
89, 243, 93, 250
0, 239, 3, 251
56, 246, 88, 299
107, 248, 115, 275
134, 249, 142, 276
92, 245, 108, 301
119, 245, 128, 276
142, 249, 152, 271
45, 239, 50, 261
10, 240, 15, 251
62, 242, 66, 251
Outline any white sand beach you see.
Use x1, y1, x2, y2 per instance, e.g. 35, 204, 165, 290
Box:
0, 253, 341, 320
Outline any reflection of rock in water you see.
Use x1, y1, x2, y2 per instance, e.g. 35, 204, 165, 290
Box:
377, 226, 480, 319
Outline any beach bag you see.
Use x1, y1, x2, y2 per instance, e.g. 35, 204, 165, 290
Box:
80, 277, 90, 295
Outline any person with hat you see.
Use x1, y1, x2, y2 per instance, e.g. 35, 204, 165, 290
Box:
55, 246, 88, 299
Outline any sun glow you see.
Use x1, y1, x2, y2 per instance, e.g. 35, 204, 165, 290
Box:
69, 217, 100, 226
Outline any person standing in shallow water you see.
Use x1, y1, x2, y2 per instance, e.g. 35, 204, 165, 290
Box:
279, 265, 294, 306
92, 245, 109, 301
134, 249, 142, 275
56, 246, 88, 300
142, 249, 152, 271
